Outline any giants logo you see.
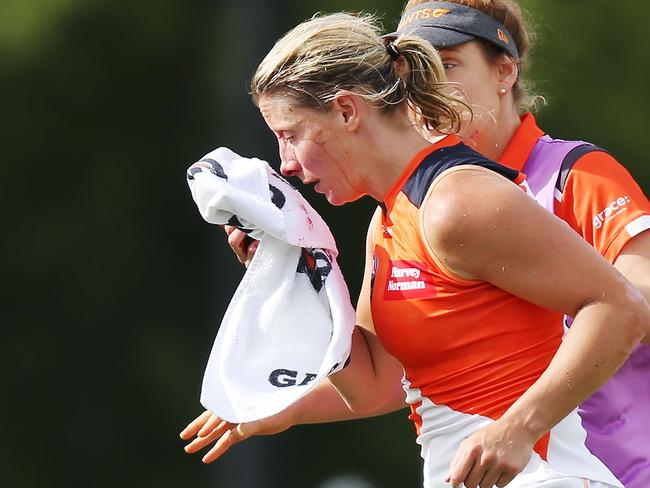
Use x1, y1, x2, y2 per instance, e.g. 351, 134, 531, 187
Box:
397, 7, 450, 29
268, 368, 317, 387
593, 195, 631, 229
384, 260, 436, 300
297, 248, 332, 292
187, 158, 228, 181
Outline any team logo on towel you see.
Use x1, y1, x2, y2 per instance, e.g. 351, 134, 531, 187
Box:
384, 260, 437, 300
297, 248, 332, 292
268, 368, 317, 387
186, 158, 228, 180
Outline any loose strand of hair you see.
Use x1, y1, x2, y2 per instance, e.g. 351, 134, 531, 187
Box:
393, 36, 471, 134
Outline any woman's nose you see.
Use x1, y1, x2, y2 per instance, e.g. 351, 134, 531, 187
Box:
278, 142, 302, 178
280, 157, 302, 178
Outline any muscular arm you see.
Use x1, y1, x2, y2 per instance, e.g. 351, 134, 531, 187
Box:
423, 166, 650, 487
558, 152, 650, 340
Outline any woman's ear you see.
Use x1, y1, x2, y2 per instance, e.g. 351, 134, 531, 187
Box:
496, 55, 518, 94
332, 90, 362, 132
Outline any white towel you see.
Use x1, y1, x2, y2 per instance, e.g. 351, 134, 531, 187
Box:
186, 147, 356, 423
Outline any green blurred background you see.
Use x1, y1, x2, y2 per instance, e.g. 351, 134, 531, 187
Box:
3, 1, 648, 487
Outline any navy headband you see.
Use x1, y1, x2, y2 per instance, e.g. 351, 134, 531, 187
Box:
384, 1, 519, 59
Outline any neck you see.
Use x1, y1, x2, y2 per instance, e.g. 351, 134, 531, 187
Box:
361, 117, 432, 201
464, 104, 521, 161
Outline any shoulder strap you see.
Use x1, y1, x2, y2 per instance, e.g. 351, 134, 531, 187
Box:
403, 143, 520, 208
555, 143, 607, 193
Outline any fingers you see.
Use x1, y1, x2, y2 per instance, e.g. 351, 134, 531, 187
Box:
224, 227, 258, 265
474, 467, 501, 488
243, 239, 259, 267
446, 446, 521, 488
462, 460, 485, 488
179, 410, 213, 440
446, 445, 476, 488
201, 423, 253, 464
184, 420, 232, 455
198, 413, 224, 437
180, 410, 257, 464
495, 471, 517, 488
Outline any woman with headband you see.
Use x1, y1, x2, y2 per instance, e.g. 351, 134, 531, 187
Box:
181, 12, 650, 488
384, 2, 650, 487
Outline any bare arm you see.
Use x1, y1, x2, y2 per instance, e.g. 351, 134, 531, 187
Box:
615, 230, 650, 342
326, 209, 406, 414
423, 167, 649, 488
181, 210, 406, 463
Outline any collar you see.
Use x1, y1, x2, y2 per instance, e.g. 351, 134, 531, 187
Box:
498, 113, 545, 171
381, 134, 461, 213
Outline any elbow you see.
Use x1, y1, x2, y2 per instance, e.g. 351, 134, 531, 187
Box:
338, 380, 404, 416
342, 388, 390, 416
619, 287, 650, 346
352, 382, 405, 416
636, 303, 650, 346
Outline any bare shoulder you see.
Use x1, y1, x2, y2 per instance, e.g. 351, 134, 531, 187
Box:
421, 165, 540, 279
422, 165, 526, 242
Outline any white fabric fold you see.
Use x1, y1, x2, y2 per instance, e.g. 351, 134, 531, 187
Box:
187, 147, 356, 423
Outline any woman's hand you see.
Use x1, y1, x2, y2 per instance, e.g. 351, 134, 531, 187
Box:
180, 409, 295, 463
224, 225, 259, 268
446, 419, 534, 488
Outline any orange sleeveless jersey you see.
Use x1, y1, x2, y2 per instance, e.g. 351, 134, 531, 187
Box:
370, 136, 562, 458
369, 137, 624, 487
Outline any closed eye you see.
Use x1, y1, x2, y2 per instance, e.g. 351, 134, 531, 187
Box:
277, 130, 295, 143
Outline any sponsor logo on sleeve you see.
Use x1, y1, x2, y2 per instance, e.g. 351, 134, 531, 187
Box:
384, 260, 437, 300
593, 195, 631, 230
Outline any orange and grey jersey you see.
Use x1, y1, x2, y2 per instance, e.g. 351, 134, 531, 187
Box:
370, 135, 622, 488
500, 114, 650, 488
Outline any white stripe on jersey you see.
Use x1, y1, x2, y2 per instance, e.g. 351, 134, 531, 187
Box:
402, 378, 622, 488
625, 214, 650, 238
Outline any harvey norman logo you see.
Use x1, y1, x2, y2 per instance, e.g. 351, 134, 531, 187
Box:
384, 260, 436, 300
398, 7, 451, 29
593, 195, 631, 229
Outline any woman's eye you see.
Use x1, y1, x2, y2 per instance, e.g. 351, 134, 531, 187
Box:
442, 63, 455, 70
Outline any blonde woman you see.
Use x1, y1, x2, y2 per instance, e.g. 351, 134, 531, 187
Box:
181, 13, 649, 488
384, 2, 650, 486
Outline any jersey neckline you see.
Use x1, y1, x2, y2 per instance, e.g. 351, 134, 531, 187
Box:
499, 113, 545, 171
381, 134, 461, 213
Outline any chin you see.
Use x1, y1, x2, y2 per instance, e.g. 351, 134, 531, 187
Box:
325, 195, 346, 206
325, 191, 359, 207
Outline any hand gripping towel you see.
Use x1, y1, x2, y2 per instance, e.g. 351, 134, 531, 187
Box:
186, 147, 356, 423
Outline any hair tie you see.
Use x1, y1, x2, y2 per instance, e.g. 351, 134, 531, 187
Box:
386, 42, 400, 61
